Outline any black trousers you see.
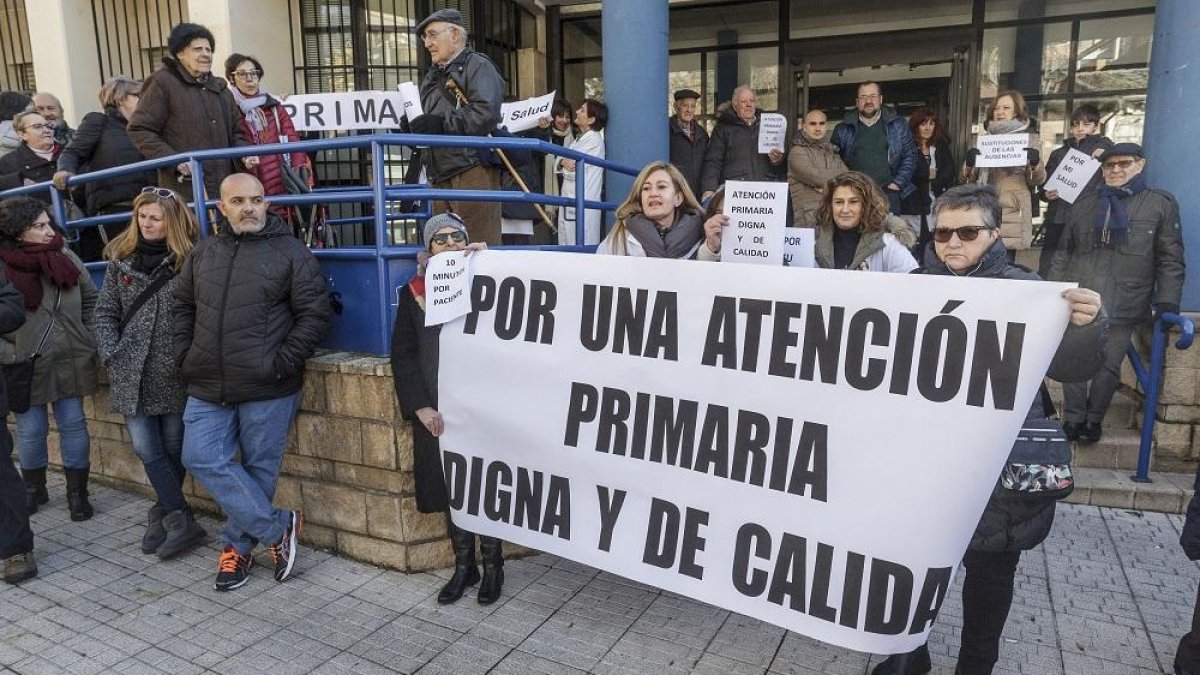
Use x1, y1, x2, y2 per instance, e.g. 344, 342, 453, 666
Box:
958, 549, 1023, 675
1176, 583, 1200, 672
0, 420, 33, 558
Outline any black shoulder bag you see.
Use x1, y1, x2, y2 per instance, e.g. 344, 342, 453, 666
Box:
3, 289, 61, 414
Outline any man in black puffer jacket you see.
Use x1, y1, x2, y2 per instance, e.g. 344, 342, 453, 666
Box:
176, 174, 329, 592
872, 184, 1106, 675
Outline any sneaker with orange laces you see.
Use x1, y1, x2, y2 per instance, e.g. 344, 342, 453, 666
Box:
213, 546, 252, 591
269, 510, 301, 582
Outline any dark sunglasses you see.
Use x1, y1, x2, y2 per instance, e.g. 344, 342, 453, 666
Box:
932, 225, 990, 243
141, 187, 177, 199
430, 231, 467, 245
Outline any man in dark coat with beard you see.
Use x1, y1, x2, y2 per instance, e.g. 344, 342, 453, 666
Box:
128, 22, 255, 198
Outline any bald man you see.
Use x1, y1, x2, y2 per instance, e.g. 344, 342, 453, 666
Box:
176, 174, 330, 592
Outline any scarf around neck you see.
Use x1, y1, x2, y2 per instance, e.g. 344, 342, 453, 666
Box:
1094, 171, 1148, 247
229, 85, 269, 136
623, 211, 705, 259
0, 233, 80, 311
132, 238, 171, 275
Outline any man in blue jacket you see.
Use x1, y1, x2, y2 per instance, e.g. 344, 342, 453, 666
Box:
831, 81, 918, 214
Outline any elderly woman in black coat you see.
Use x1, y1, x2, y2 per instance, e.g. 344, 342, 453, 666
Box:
390, 212, 497, 605
0, 111, 61, 204
872, 184, 1105, 675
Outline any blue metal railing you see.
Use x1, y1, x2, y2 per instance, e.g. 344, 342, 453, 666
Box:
1125, 312, 1196, 482
0, 133, 640, 354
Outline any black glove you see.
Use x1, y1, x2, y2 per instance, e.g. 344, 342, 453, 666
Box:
965, 147, 980, 167
1026, 147, 1041, 166
408, 113, 446, 135
1154, 302, 1180, 318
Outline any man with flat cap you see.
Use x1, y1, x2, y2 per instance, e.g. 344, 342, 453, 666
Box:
407, 9, 506, 245
668, 89, 708, 197
1049, 142, 1185, 444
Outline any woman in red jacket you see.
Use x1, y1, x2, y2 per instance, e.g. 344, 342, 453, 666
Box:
225, 53, 311, 231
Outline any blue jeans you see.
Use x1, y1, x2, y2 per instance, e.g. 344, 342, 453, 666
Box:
181, 393, 300, 556
126, 412, 187, 512
16, 396, 90, 470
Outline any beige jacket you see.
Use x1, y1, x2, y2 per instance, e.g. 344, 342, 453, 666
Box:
787, 136, 847, 227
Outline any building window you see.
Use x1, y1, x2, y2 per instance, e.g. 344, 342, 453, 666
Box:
790, 0, 971, 40
91, 0, 188, 84
0, 0, 34, 91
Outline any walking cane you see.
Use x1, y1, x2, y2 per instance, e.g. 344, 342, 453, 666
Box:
445, 79, 558, 233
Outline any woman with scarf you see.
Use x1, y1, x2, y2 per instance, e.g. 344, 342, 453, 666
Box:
811, 171, 917, 273
94, 188, 205, 559
390, 213, 496, 604
225, 53, 311, 230
0, 197, 99, 521
963, 90, 1046, 260
1048, 143, 1185, 445
596, 161, 711, 259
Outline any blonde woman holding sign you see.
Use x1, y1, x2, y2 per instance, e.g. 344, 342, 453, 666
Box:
963, 90, 1046, 258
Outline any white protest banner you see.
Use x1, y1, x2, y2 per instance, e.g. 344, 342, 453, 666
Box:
720, 180, 788, 265
397, 82, 423, 121
783, 228, 816, 268
975, 133, 1030, 168
1044, 148, 1100, 204
500, 91, 557, 134
758, 113, 788, 154
280, 92, 405, 132
439, 251, 1071, 654
423, 252, 474, 326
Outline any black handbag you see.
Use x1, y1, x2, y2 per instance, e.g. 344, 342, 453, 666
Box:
3, 290, 61, 414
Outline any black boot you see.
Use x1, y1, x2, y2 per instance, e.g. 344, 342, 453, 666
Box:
21, 466, 47, 513
64, 468, 93, 521
477, 536, 504, 605
156, 507, 206, 559
872, 644, 931, 675
142, 505, 167, 554
437, 522, 479, 604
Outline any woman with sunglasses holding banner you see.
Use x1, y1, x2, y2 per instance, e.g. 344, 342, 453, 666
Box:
390, 213, 500, 605
93, 187, 205, 559
871, 183, 1104, 675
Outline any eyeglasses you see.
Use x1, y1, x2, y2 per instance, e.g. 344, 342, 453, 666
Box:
20, 123, 50, 132
856, 94, 880, 101
932, 226, 990, 243
141, 187, 178, 199
429, 231, 467, 246
423, 27, 453, 40
232, 70, 262, 80
1101, 159, 1138, 172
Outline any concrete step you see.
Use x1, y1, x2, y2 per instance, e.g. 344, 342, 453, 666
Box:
1071, 426, 1144, 471
1067, 466, 1195, 514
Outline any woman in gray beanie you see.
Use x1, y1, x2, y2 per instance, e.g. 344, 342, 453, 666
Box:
390, 213, 504, 604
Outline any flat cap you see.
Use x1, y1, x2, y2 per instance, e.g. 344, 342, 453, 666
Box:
674, 89, 701, 102
417, 9, 465, 35
1098, 142, 1144, 162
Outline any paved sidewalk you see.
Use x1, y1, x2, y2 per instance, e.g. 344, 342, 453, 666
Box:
2, 475, 1198, 675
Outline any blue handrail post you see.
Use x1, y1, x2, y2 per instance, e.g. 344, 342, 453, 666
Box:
575, 159, 587, 246
1132, 312, 1196, 483
48, 188, 68, 232
190, 159, 209, 235
371, 141, 391, 352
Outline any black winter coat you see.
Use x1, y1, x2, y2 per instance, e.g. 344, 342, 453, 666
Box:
669, 115, 709, 197
390, 280, 449, 512
699, 108, 785, 194
919, 238, 1106, 551
173, 215, 330, 404
900, 141, 955, 216
0, 265, 26, 416
0, 144, 60, 204
418, 48, 505, 183
500, 130, 545, 221
58, 108, 156, 215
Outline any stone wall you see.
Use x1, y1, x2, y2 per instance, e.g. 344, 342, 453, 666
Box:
50, 352, 461, 572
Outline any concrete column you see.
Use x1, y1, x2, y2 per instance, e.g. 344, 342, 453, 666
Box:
188, 0, 297, 95
1143, 0, 1200, 310
27, 0, 102, 126
601, 0, 668, 208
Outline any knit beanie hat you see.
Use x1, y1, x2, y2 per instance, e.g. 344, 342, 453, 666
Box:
423, 212, 469, 250
168, 23, 215, 57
